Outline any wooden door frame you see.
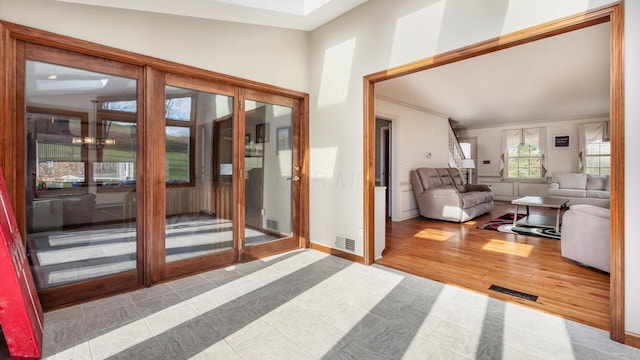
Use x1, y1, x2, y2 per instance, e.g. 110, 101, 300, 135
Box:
363, 4, 629, 344
239, 89, 305, 261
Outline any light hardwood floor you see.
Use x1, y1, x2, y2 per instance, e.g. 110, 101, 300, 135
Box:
376, 202, 610, 330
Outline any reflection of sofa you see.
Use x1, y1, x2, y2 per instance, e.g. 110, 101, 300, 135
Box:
548, 172, 610, 208
32, 198, 63, 232
32, 193, 96, 232
561, 204, 610, 273
410, 167, 494, 223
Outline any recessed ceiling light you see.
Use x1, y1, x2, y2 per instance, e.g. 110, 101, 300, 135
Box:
48, 75, 58, 80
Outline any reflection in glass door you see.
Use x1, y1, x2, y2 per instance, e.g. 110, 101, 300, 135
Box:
163, 84, 236, 275
242, 95, 298, 258
23, 57, 142, 307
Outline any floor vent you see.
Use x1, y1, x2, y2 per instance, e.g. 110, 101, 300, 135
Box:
489, 284, 538, 302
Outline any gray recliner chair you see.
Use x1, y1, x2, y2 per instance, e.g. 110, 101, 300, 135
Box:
410, 167, 494, 222
560, 204, 610, 273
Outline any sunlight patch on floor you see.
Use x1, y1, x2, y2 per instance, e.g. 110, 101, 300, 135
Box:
84, 252, 326, 357
482, 238, 533, 257
414, 228, 456, 241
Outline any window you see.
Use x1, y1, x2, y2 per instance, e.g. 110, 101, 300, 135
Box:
27, 109, 89, 190
501, 127, 548, 180
579, 122, 610, 175
100, 91, 197, 186
584, 140, 610, 175
165, 88, 196, 185
95, 116, 138, 186
165, 125, 191, 184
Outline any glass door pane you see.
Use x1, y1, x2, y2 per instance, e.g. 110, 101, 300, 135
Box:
243, 98, 295, 251
25, 60, 139, 289
164, 85, 235, 266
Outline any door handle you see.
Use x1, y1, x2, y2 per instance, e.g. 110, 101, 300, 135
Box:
287, 175, 301, 182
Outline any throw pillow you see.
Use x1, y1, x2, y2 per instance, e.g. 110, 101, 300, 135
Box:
555, 172, 587, 189
587, 174, 607, 190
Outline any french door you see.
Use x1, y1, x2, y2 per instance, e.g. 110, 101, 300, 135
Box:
18, 44, 305, 309
239, 89, 302, 261
155, 77, 303, 280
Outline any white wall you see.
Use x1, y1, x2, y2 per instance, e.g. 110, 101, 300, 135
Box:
0, 0, 309, 92
625, 0, 640, 335
376, 98, 450, 221
308, 0, 639, 334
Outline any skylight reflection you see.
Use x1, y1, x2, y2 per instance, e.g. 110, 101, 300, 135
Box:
388, 1, 445, 68
501, 0, 592, 35
317, 37, 356, 108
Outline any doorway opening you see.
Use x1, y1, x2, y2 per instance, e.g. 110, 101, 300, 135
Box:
375, 117, 392, 219
363, 5, 624, 342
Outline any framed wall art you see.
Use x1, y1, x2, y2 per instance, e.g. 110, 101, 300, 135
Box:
276, 126, 291, 155
554, 135, 570, 148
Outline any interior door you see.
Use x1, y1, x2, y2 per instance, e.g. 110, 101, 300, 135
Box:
239, 89, 301, 260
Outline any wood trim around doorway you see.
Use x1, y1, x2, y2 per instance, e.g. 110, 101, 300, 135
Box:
363, 3, 628, 345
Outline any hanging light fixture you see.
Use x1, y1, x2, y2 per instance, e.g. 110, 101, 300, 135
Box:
72, 100, 115, 150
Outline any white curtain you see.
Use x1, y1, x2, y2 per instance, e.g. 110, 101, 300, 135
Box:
578, 121, 609, 171
500, 127, 548, 180
499, 129, 521, 179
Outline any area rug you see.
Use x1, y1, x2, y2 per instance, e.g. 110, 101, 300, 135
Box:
477, 212, 562, 240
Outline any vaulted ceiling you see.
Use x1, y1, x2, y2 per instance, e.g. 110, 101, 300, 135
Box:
376, 22, 610, 129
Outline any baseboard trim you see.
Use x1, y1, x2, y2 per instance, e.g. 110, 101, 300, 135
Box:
310, 242, 364, 264
394, 213, 420, 222
625, 331, 640, 349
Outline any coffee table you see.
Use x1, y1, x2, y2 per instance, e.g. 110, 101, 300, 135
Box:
511, 196, 569, 232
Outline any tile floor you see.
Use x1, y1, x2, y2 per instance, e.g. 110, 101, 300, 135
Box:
1, 249, 639, 359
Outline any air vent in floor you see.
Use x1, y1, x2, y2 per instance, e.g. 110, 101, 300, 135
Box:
489, 284, 538, 302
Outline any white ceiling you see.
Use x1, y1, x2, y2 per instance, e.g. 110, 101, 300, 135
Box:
55, 0, 369, 31
376, 22, 611, 130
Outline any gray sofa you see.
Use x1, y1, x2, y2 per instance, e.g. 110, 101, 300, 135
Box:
410, 167, 494, 222
561, 204, 610, 273
32, 193, 96, 232
548, 172, 610, 208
